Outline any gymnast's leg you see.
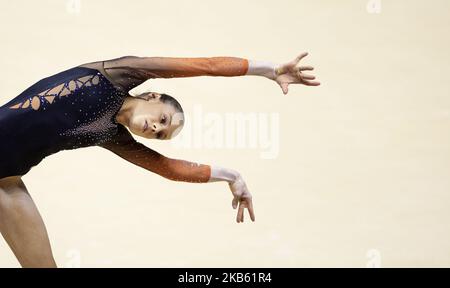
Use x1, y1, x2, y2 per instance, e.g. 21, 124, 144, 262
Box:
0, 176, 56, 268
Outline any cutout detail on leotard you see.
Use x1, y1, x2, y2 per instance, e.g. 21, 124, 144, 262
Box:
8, 74, 101, 111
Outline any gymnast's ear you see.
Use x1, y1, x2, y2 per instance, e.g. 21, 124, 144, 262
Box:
136, 92, 161, 101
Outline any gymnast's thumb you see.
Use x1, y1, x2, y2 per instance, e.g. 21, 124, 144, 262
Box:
280, 83, 288, 95
232, 197, 238, 209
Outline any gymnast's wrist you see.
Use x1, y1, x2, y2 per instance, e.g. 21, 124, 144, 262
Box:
208, 165, 240, 183
246, 59, 278, 80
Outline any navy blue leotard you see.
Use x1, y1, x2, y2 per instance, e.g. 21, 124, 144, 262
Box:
0, 66, 128, 179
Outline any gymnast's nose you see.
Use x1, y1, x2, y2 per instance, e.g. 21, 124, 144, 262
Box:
152, 122, 162, 134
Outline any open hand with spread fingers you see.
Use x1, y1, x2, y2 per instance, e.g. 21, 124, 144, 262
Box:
274, 52, 320, 94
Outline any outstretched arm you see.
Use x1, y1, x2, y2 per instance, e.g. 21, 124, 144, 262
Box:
99, 125, 255, 222
103, 56, 249, 91
102, 52, 320, 93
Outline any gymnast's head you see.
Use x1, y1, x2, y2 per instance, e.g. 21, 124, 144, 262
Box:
117, 92, 184, 140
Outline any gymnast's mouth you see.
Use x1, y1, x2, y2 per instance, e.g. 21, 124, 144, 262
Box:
143, 119, 148, 133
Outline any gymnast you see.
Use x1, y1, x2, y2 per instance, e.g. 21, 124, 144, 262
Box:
0, 53, 320, 267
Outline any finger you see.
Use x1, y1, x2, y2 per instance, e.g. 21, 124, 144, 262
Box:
279, 82, 289, 95
295, 52, 308, 64
241, 200, 249, 223
232, 196, 239, 209
298, 66, 314, 71
237, 200, 245, 223
303, 80, 321, 86
247, 199, 256, 222
300, 73, 315, 80
296, 71, 315, 80
241, 200, 248, 223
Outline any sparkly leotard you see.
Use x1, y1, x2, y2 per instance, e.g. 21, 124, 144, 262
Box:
0, 66, 127, 178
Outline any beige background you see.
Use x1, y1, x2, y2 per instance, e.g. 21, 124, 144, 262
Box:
1, 0, 449, 267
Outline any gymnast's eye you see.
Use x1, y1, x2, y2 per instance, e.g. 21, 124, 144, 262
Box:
161, 114, 167, 125
156, 131, 164, 139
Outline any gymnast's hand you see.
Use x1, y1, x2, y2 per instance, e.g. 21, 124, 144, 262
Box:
274, 52, 321, 94
228, 174, 255, 223
208, 166, 255, 223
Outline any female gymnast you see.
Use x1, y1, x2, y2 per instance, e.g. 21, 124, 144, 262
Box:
0, 53, 319, 267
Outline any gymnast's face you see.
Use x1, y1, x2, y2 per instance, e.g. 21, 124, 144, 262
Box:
127, 92, 184, 140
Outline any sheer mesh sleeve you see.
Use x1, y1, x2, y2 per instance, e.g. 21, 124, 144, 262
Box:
103, 56, 249, 91
99, 124, 211, 183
